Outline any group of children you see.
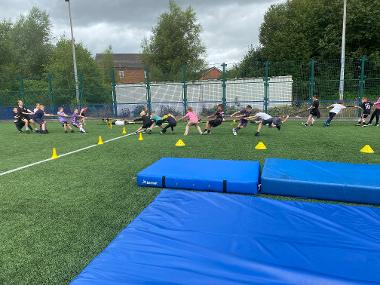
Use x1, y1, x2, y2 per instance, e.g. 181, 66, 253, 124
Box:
13, 96, 380, 136
13, 100, 87, 134
121, 104, 289, 137
303, 96, 380, 127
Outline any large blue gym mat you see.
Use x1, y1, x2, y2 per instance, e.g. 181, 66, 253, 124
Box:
71, 190, 380, 285
261, 158, 380, 204
137, 157, 260, 194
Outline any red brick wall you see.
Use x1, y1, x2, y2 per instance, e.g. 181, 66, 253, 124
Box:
200, 68, 222, 80
117, 68, 145, 84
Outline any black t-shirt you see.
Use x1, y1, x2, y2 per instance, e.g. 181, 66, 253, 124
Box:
312, 99, 320, 109
167, 116, 176, 124
240, 109, 252, 118
214, 111, 224, 121
272, 117, 282, 126
34, 109, 45, 121
13, 110, 22, 122
16, 106, 30, 119
361, 102, 372, 114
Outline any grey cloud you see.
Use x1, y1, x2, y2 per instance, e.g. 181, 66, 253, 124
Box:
0, 0, 283, 64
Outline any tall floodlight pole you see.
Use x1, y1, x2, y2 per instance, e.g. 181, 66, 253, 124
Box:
338, 0, 347, 100
65, 0, 80, 106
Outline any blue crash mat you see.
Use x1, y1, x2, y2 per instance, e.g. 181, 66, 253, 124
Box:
261, 158, 380, 205
71, 190, 380, 285
137, 157, 260, 194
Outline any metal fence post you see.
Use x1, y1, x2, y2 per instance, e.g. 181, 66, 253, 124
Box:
221, 63, 227, 110
308, 59, 316, 101
111, 68, 118, 116
78, 72, 84, 107
182, 64, 188, 115
144, 67, 152, 113
358, 56, 367, 101
48, 73, 54, 112
263, 61, 270, 113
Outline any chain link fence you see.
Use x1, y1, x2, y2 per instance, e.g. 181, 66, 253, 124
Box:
1, 57, 379, 120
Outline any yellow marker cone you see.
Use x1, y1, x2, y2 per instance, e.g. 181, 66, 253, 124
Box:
98, 136, 104, 145
122, 127, 127, 135
138, 132, 144, 141
360, 145, 375, 154
255, 141, 267, 150
175, 139, 186, 147
51, 148, 59, 159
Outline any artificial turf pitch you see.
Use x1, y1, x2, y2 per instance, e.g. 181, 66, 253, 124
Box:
0, 119, 379, 284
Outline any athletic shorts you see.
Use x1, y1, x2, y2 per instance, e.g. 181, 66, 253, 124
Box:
155, 120, 163, 126
34, 119, 45, 125
167, 121, 177, 127
362, 113, 370, 119
239, 118, 248, 127
262, 118, 274, 126
143, 121, 153, 129
14, 121, 25, 129
310, 109, 321, 118
209, 119, 222, 128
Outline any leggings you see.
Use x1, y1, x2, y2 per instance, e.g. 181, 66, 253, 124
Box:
325, 112, 336, 125
369, 109, 380, 125
162, 122, 176, 132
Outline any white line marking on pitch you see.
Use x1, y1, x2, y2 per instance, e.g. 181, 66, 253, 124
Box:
0, 133, 134, 177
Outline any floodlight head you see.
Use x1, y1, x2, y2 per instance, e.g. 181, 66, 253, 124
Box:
65, 0, 69, 2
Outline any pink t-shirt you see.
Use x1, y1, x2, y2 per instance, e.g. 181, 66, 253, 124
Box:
375, 98, 380, 110
184, 111, 199, 123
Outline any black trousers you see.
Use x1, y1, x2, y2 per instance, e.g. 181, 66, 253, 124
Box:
369, 109, 380, 124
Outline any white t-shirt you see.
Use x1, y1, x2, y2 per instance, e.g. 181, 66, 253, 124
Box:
255, 112, 272, 120
115, 120, 125, 126
330, 104, 346, 114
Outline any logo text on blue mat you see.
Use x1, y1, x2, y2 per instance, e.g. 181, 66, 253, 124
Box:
142, 180, 159, 186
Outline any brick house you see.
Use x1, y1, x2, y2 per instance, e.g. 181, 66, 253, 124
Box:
95, 53, 145, 84
200, 67, 222, 80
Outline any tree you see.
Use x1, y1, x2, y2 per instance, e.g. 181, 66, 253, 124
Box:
257, 0, 380, 62
98, 45, 117, 84
46, 39, 110, 105
10, 7, 53, 79
0, 20, 17, 90
142, 0, 206, 80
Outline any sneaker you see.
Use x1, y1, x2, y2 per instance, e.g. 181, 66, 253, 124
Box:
147, 129, 152, 134
376, 124, 379, 127
304, 123, 308, 126
202, 131, 208, 135
71, 130, 74, 133
362, 124, 369, 127
355, 123, 361, 126
232, 128, 237, 136
254, 132, 260, 137
65, 130, 68, 133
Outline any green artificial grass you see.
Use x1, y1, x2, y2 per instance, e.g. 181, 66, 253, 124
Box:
0, 119, 379, 284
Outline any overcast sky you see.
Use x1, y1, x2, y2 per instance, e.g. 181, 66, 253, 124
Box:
0, 0, 284, 65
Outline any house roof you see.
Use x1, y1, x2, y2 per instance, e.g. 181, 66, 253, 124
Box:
95, 53, 144, 69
